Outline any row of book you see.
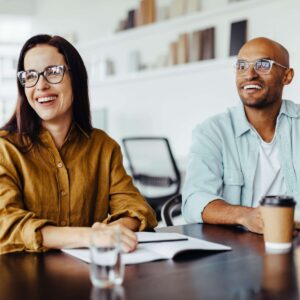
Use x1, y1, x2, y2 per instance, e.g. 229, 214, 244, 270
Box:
116, 0, 201, 32
121, 19, 247, 74
168, 19, 247, 66
168, 27, 215, 66
94, 19, 247, 78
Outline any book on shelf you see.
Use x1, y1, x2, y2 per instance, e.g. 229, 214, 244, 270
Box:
138, 0, 147, 26
201, 27, 215, 60
142, 0, 156, 24
116, 19, 127, 32
177, 33, 189, 64
62, 232, 231, 265
115, 0, 202, 31
229, 19, 247, 56
148, 0, 156, 24
136, 1, 144, 26
127, 9, 136, 29
189, 30, 202, 62
168, 41, 178, 65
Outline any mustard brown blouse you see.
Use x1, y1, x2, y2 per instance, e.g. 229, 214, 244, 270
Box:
0, 125, 157, 254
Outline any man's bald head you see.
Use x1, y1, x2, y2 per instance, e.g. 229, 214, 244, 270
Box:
236, 37, 294, 110
238, 37, 290, 67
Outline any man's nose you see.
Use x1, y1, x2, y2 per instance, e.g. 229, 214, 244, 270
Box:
245, 64, 259, 80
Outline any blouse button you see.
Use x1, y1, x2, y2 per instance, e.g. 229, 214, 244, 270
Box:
57, 162, 63, 168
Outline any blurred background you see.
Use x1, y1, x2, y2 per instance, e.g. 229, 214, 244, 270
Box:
1, 0, 299, 172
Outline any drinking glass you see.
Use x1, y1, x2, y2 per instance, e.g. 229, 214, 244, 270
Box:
90, 227, 124, 288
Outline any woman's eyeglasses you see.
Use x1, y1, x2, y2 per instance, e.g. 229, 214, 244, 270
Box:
17, 65, 67, 88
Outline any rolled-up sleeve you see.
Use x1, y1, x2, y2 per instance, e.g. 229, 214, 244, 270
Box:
0, 157, 54, 254
104, 145, 157, 230
182, 124, 225, 223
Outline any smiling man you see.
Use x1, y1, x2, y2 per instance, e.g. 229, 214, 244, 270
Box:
182, 37, 297, 234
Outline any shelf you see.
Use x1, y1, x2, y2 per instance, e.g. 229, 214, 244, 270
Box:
90, 56, 236, 87
79, 0, 276, 50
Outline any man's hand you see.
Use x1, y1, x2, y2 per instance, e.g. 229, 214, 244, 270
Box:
237, 207, 264, 234
202, 199, 264, 234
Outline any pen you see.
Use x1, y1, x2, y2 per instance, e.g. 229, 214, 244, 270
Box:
138, 238, 189, 244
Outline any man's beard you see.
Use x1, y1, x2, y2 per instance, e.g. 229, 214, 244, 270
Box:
240, 96, 270, 109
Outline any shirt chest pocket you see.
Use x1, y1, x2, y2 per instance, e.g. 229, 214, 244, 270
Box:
223, 168, 244, 186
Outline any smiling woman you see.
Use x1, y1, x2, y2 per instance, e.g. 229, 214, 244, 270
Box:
21, 45, 74, 143
0, 34, 157, 255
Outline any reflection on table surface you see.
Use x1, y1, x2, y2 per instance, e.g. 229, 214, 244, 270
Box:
90, 286, 125, 300
1, 223, 300, 300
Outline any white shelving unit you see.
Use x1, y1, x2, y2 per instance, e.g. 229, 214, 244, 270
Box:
79, 0, 276, 85
80, 0, 269, 48
77, 0, 300, 166
89, 57, 236, 87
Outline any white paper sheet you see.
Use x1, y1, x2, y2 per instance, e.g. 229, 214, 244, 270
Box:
62, 232, 231, 265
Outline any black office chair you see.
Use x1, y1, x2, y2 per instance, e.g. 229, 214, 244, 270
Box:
122, 137, 181, 220
161, 194, 182, 227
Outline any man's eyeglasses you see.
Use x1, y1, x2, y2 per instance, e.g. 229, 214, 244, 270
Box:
17, 65, 67, 88
235, 58, 288, 75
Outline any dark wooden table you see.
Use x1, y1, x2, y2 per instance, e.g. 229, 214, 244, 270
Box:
0, 223, 299, 300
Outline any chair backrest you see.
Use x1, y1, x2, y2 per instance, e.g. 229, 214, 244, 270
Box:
161, 194, 182, 227
122, 137, 181, 199
122, 137, 181, 220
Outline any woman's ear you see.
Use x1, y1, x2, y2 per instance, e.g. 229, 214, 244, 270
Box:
282, 68, 294, 85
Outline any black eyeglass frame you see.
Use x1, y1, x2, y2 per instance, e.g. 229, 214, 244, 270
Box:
235, 58, 288, 75
17, 65, 68, 88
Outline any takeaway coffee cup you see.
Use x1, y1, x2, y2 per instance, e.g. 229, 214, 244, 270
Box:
260, 196, 296, 253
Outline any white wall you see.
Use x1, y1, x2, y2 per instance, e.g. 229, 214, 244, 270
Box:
0, 14, 32, 124
0, 0, 36, 15
78, 0, 300, 167
32, 0, 226, 42
1, 0, 300, 169
32, 0, 140, 42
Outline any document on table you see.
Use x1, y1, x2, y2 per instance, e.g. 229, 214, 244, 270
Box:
62, 232, 231, 265
136, 232, 189, 243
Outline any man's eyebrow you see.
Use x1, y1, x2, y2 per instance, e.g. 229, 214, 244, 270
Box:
237, 57, 272, 62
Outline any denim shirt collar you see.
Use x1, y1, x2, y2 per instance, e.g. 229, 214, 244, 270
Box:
278, 99, 300, 118
232, 100, 300, 138
231, 103, 251, 138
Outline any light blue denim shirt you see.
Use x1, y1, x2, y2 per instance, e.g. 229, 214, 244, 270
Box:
182, 100, 300, 223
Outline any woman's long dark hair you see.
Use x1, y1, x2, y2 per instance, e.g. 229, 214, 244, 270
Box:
2, 34, 92, 143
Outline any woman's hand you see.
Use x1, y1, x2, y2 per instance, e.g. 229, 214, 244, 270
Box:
92, 222, 138, 253
41, 223, 137, 251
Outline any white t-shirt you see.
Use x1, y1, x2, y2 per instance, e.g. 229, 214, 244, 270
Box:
252, 133, 287, 207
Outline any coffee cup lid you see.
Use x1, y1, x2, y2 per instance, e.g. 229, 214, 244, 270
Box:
260, 195, 296, 207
